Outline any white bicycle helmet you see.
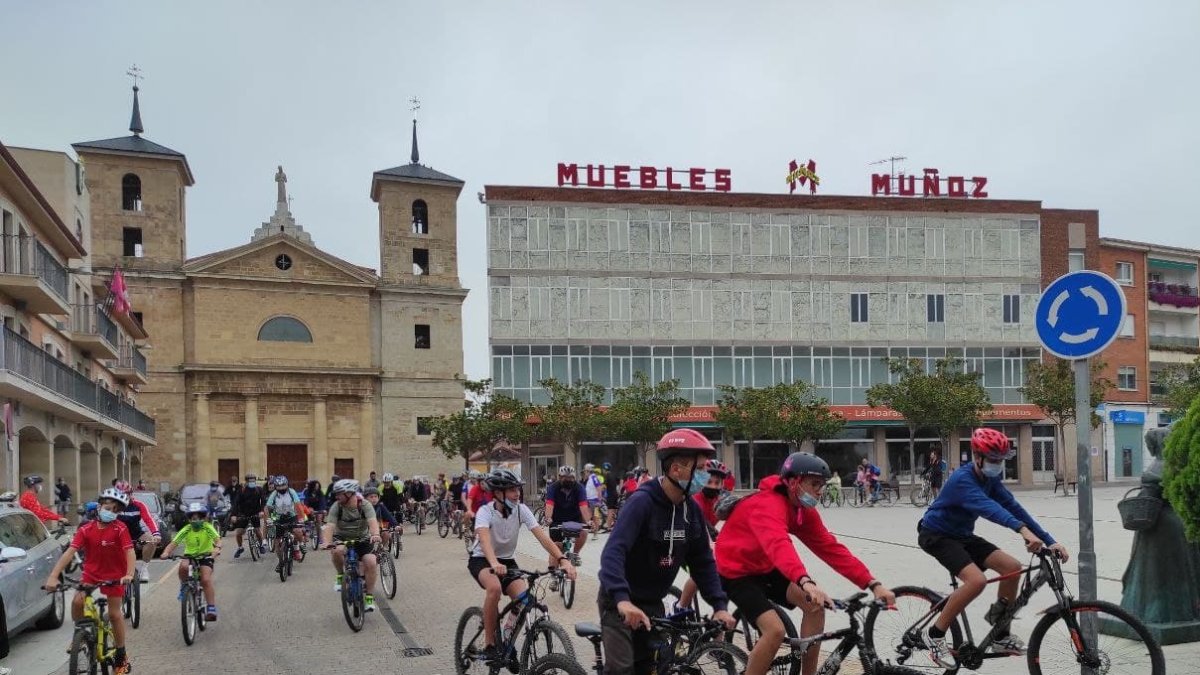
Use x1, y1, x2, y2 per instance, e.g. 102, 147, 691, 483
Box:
332, 478, 360, 495
99, 487, 129, 507
382, 472, 396, 482
186, 502, 208, 515
558, 466, 576, 477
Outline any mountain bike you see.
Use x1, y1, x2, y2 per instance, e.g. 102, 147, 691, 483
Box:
414, 501, 426, 535
548, 522, 585, 609
379, 532, 398, 599
864, 548, 1164, 674
275, 522, 300, 582
820, 480, 846, 508
911, 476, 937, 508
539, 609, 746, 675
327, 538, 376, 632
454, 568, 576, 675
438, 500, 455, 538
164, 554, 212, 645
53, 578, 123, 675
463, 517, 477, 554
242, 517, 263, 562
389, 524, 404, 558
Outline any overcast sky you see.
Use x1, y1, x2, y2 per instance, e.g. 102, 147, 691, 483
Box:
2, 2, 1197, 379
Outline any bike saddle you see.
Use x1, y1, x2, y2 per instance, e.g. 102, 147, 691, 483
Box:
575, 622, 603, 638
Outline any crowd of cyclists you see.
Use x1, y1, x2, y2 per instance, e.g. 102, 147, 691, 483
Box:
20, 420, 1165, 675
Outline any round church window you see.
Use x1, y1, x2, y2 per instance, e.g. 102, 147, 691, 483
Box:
275, 254, 293, 271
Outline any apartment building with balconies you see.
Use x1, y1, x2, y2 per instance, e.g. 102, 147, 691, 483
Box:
0, 141, 155, 506
1097, 237, 1200, 479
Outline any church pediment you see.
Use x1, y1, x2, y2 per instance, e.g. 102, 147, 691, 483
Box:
183, 235, 377, 286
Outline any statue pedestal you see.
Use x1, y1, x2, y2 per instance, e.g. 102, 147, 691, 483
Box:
1101, 616, 1200, 645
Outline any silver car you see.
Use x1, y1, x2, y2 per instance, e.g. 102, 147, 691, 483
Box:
0, 499, 67, 658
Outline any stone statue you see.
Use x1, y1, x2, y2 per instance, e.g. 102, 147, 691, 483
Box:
1114, 424, 1200, 643
275, 166, 287, 205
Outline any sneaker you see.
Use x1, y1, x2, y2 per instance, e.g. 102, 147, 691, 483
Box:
293, 549, 302, 561
275, 562, 283, 573
548, 576, 561, 592
570, 553, 582, 566
206, 605, 218, 621
479, 645, 502, 664
364, 594, 376, 612
177, 586, 185, 602
920, 627, 957, 668
138, 562, 150, 583
990, 634, 1026, 655
258, 543, 266, 555
113, 658, 132, 675
334, 574, 343, 592
234, 547, 244, 559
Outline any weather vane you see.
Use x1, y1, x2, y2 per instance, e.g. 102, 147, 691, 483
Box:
126, 64, 143, 88
409, 96, 421, 117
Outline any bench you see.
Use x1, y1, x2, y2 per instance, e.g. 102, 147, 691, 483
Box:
1053, 473, 1076, 495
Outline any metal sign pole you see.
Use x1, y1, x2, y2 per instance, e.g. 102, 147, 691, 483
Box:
1074, 358, 1098, 674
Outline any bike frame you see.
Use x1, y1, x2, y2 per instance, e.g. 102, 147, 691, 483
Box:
771, 594, 883, 672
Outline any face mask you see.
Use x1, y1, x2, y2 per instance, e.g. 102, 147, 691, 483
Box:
190, 519, 205, 529
701, 486, 720, 499
562, 479, 576, 487
504, 498, 519, 511
98, 509, 118, 523
799, 492, 819, 509
689, 470, 710, 495
981, 461, 1005, 478
247, 482, 258, 489
34, 484, 43, 493
276, 488, 287, 493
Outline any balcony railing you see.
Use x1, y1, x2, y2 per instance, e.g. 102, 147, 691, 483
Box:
115, 345, 148, 378
1149, 334, 1200, 351
1148, 281, 1200, 309
70, 304, 119, 345
0, 326, 155, 439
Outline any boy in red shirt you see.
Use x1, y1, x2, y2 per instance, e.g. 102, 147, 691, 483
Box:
44, 488, 136, 674
19, 475, 65, 524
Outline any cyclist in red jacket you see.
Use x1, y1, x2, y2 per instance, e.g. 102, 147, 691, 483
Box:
715, 453, 896, 675
19, 475, 65, 524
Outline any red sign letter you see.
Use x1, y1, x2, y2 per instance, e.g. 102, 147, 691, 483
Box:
971, 177, 989, 198
689, 168, 706, 191
898, 175, 916, 196
640, 166, 658, 189
714, 168, 732, 192
586, 164, 607, 188
922, 168, 941, 197
557, 163, 579, 187
613, 165, 631, 189
947, 175, 966, 198
871, 173, 891, 196
665, 167, 683, 191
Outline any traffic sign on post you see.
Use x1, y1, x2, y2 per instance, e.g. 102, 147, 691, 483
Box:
1035, 269, 1127, 669
1035, 270, 1128, 360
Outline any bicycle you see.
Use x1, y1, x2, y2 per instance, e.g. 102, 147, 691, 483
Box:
454, 568, 577, 675
548, 522, 585, 609
864, 548, 1165, 674
910, 476, 935, 508
389, 524, 404, 558
327, 538, 376, 632
463, 517, 477, 554
820, 481, 846, 508
53, 577, 123, 675
425, 498, 439, 526
265, 518, 277, 553
438, 499, 455, 538
274, 522, 302, 582
121, 569, 141, 629
379, 535, 398, 600
164, 554, 212, 646
414, 501, 426, 535
235, 516, 263, 562
540, 609, 747, 675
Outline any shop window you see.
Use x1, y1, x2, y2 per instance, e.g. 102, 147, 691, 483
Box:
123, 227, 143, 257
121, 173, 142, 211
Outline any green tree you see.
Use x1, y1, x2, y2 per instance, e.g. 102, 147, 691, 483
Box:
772, 382, 844, 450
607, 372, 690, 467
536, 378, 607, 466
715, 385, 781, 479
1160, 356, 1200, 418
867, 357, 991, 485
428, 378, 532, 469
1162, 396, 1200, 541
1020, 358, 1112, 483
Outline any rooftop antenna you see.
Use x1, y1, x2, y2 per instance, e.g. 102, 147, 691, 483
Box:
870, 155, 907, 178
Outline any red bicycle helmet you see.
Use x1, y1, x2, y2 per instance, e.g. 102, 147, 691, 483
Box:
656, 428, 716, 461
704, 459, 730, 477
971, 428, 1015, 461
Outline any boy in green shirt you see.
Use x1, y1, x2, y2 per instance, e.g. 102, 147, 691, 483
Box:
162, 502, 222, 621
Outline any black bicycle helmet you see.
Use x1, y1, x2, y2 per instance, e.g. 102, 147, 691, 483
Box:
779, 452, 832, 481
23, 474, 44, 487
484, 468, 524, 491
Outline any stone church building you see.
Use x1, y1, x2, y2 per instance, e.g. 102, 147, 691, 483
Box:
71, 89, 467, 488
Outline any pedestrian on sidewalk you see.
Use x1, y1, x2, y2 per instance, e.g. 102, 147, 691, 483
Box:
55, 477, 73, 517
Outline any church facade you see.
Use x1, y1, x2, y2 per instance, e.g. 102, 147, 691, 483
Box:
69, 90, 468, 489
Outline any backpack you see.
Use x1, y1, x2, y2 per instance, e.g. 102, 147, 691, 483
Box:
714, 490, 746, 521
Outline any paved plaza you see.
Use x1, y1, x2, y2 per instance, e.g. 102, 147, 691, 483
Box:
2, 483, 1194, 674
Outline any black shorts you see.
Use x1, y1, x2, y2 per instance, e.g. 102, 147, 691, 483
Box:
930, 474, 944, 489
605, 490, 619, 509
233, 514, 261, 528
183, 556, 215, 569
548, 522, 584, 543
468, 556, 520, 592
721, 570, 796, 624
274, 514, 299, 527
917, 525, 999, 577
334, 538, 375, 559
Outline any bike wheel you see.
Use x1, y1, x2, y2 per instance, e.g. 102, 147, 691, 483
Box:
519, 617, 577, 673
341, 575, 364, 632
820, 491, 833, 508
730, 604, 798, 675
248, 531, 260, 561
392, 531, 402, 559
1027, 599, 1165, 675
528, 652, 588, 675
835, 489, 847, 507
181, 589, 197, 645
685, 641, 749, 675
863, 585, 961, 674
381, 552, 398, 599
561, 574, 576, 609
196, 588, 208, 631
121, 584, 130, 619
129, 578, 140, 629
910, 486, 929, 508
438, 513, 451, 538
426, 505, 439, 525
850, 489, 867, 508
278, 544, 289, 583
68, 628, 97, 675
454, 605, 489, 675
